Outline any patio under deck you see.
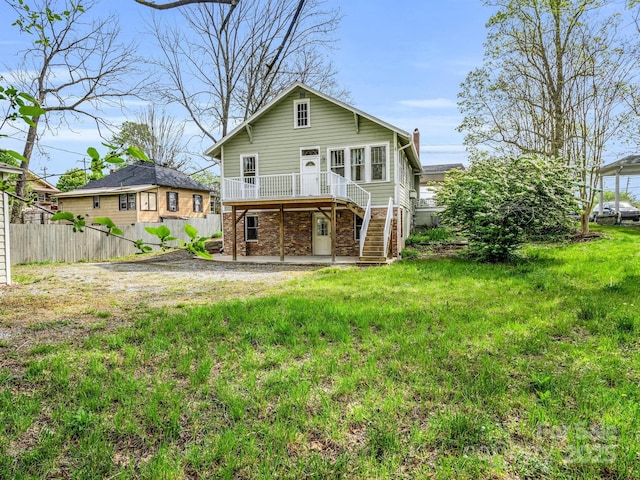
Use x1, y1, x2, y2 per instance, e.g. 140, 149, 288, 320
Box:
225, 197, 366, 263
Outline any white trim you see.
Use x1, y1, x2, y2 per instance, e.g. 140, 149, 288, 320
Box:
370, 142, 390, 182
3, 192, 11, 285
324, 142, 390, 183
293, 98, 311, 129
394, 132, 399, 205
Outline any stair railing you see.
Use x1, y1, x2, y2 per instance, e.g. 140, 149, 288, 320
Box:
359, 196, 372, 257
382, 197, 394, 258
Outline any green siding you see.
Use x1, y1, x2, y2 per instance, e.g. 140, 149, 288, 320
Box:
221, 87, 400, 205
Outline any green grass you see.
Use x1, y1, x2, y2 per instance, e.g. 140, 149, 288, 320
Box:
2, 226, 639, 478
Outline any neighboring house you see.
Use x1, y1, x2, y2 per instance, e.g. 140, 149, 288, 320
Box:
0, 162, 23, 284
419, 163, 465, 185
56, 161, 212, 225
416, 163, 465, 227
22, 171, 59, 224
205, 82, 422, 263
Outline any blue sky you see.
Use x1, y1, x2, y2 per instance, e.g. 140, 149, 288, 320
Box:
0, 0, 490, 181
0, 0, 637, 195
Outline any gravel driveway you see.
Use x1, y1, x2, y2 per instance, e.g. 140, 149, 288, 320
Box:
0, 250, 319, 351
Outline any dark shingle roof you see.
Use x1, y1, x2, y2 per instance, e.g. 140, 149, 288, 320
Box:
421, 163, 465, 174
79, 161, 210, 192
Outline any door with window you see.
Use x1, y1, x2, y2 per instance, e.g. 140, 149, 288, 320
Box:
313, 213, 331, 255
300, 149, 320, 196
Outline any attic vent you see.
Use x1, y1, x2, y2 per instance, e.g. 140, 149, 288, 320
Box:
299, 91, 306, 99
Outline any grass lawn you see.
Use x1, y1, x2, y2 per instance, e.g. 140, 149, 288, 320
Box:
1, 226, 639, 479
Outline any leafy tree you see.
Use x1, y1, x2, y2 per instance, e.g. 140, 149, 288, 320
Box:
601, 191, 639, 207
458, 0, 640, 234
437, 155, 579, 262
56, 169, 87, 192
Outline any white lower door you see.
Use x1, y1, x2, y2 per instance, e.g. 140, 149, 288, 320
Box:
313, 213, 331, 255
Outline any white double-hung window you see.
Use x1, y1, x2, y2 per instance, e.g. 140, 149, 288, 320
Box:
371, 145, 387, 181
350, 147, 365, 181
326, 143, 389, 182
294, 99, 310, 128
329, 149, 345, 177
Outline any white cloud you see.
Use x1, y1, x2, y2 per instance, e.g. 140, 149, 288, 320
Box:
399, 98, 457, 109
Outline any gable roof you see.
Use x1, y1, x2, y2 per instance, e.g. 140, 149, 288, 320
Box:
599, 155, 640, 176
27, 171, 59, 193
204, 82, 421, 170
0, 162, 23, 175
76, 161, 211, 192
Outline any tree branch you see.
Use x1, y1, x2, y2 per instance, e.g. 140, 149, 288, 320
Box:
134, 0, 235, 9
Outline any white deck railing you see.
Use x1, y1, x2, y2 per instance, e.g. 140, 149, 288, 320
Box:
223, 172, 370, 211
382, 197, 394, 258
359, 196, 372, 257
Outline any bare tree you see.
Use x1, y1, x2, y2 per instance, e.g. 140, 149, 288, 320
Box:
6, 0, 143, 221
111, 105, 193, 171
458, 0, 640, 233
149, 0, 345, 144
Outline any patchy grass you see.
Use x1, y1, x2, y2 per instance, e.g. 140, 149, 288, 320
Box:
1, 226, 639, 478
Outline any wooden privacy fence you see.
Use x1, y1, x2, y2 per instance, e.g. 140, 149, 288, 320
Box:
10, 215, 221, 265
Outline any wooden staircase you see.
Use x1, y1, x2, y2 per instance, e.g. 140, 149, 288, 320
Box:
358, 218, 388, 264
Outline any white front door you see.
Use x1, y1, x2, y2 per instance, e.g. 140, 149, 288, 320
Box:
313, 213, 331, 255
301, 156, 320, 196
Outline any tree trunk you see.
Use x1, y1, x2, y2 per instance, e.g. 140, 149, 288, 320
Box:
11, 117, 40, 223
580, 212, 589, 235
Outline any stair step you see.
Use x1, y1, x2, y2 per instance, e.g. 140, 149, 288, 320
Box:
358, 256, 388, 264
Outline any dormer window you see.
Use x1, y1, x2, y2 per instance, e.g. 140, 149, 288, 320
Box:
294, 99, 310, 128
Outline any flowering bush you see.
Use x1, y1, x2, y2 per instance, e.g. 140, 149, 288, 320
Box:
437, 155, 579, 262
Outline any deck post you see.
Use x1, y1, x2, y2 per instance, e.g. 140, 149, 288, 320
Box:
232, 205, 237, 261
279, 204, 285, 262
331, 202, 336, 263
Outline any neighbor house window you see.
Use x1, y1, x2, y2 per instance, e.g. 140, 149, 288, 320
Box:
140, 192, 157, 211
93, 196, 100, 209
294, 99, 310, 128
330, 149, 345, 177
245, 215, 258, 241
241, 155, 257, 184
193, 194, 203, 213
355, 214, 363, 240
371, 145, 387, 181
167, 191, 179, 212
119, 193, 136, 211
350, 147, 365, 182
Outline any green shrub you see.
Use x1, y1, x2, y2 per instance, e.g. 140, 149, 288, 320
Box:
400, 248, 419, 259
406, 227, 453, 245
437, 155, 578, 262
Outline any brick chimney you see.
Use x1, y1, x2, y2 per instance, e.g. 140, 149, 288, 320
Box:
413, 128, 420, 159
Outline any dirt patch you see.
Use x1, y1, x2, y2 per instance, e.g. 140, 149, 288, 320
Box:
0, 249, 321, 352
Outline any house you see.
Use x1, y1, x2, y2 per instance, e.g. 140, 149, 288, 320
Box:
0, 162, 23, 284
416, 163, 465, 227
21, 171, 59, 223
205, 82, 422, 263
55, 161, 212, 225
419, 163, 465, 184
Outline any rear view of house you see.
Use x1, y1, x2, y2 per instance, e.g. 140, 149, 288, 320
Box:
206, 82, 422, 263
